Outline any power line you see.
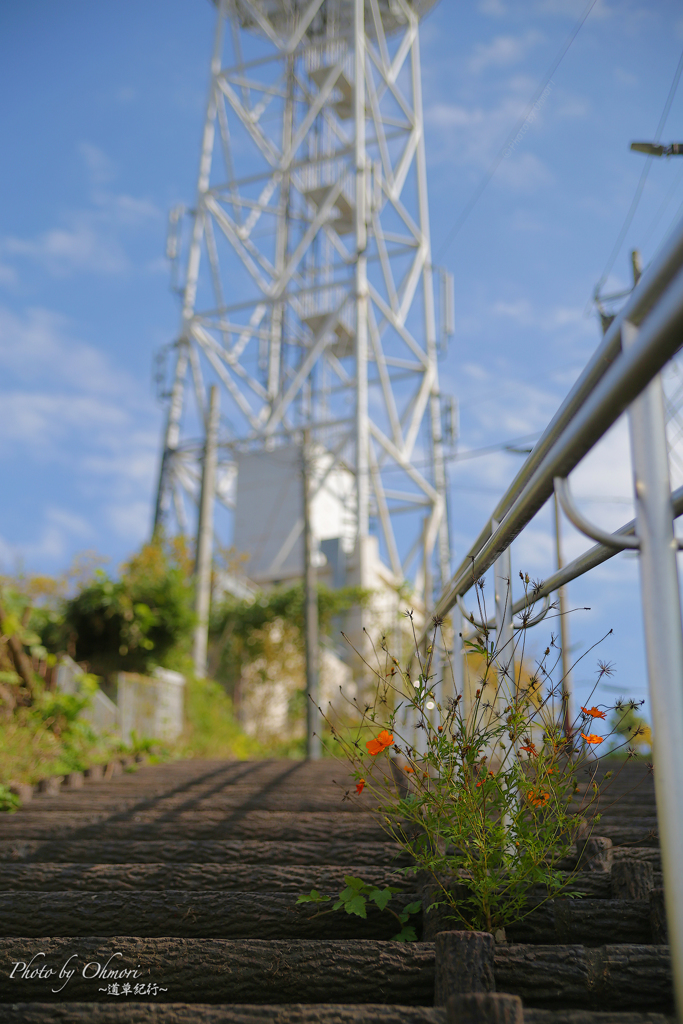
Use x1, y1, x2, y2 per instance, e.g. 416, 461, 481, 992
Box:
592, 48, 683, 304
435, 0, 599, 262
448, 432, 541, 464
378, 431, 543, 474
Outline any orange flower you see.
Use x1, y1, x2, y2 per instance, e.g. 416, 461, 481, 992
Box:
355, 779, 365, 795
581, 706, 606, 720
520, 743, 537, 757
528, 790, 550, 807
403, 765, 415, 773
581, 732, 603, 745
366, 729, 394, 756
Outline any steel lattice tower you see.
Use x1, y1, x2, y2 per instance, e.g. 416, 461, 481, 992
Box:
154, 0, 451, 612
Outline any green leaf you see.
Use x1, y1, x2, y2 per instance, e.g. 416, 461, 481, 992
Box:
343, 893, 368, 918
343, 875, 368, 891
392, 925, 418, 942
371, 887, 393, 912
404, 901, 422, 915
0, 785, 21, 814
295, 890, 330, 905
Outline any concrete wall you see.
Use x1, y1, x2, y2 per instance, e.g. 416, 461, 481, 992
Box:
117, 668, 185, 745
54, 655, 119, 735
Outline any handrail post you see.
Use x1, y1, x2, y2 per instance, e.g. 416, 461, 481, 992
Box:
625, 319, 683, 1015
303, 428, 322, 761
193, 384, 220, 678
493, 522, 514, 696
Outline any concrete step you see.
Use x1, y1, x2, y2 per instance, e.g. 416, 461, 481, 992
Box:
0, 757, 666, 1018
0, 863, 408, 892
0, 939, 672, 1010
0, 938, 436, 1005
21, 793, 372, 814
0, 888, 664, 945
0, 812, 393, 842
0, 891, 421, 940
0, 839, 410, 866
0, 864, 658, 898
0, 1003, 446, 1024
0, 1005, 673, 1024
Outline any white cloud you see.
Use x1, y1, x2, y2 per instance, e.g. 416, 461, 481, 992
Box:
512, 521, 555, 572
534, 0, 612, 16
79, 142, 116, 185
614, 67, 638, 87
110, 193, 161, 225
107, 500, 155, 541
506, 208, 547, 232
0, 304, 161, 568
468, 31, 544, 75
5, 220, 128, 276
115, 86, 136, 103
45, 507, 95, 541
0, 306, 130, 395
0, 263, 18, 287
426, 81, 555, 185
490, 298, 595, 334
500, 150, 554, 190
478, 0, 507, 14
1, 143, 161, 278
0, 506, 96, 569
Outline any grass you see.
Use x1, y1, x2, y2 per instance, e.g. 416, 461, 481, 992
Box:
178, 674, 264, 759
0, 670, 310, 804
0, 710, 124, 787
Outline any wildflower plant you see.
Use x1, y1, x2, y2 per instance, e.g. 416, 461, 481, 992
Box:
296, 876, 422, 941
320, 573, 647, 935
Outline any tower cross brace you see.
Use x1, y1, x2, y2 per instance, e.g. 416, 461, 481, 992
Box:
155, 0, 451, 613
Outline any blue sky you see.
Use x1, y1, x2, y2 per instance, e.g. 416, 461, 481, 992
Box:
2, 0, 683, 715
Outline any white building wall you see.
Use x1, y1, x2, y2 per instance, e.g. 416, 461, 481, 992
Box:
233, 444, 356, 584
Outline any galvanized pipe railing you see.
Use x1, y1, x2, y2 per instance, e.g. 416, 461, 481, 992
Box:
433, 214, 683, 620
426, 214, 683, 1016
432, 254, 683, 621
502, 481, 683, 619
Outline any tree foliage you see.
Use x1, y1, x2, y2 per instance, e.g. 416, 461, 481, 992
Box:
208, 582, 370, 686
60, 538, 195, 677
608, 701, 652, 753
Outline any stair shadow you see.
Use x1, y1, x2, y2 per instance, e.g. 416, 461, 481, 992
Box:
22, 759, 271, 853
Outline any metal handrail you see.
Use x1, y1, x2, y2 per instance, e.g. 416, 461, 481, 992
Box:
429, 214, 683, 626
431, 257, 683, 622
554, 476, 640, 549
424, 213, 683, 1017
506, 482, 683, 616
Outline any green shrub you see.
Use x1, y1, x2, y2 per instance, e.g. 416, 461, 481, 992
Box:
61, 538, 195, 677
180, 674, 263, 759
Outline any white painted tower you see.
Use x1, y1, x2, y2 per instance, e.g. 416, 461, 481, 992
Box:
154, 0, 451, 616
